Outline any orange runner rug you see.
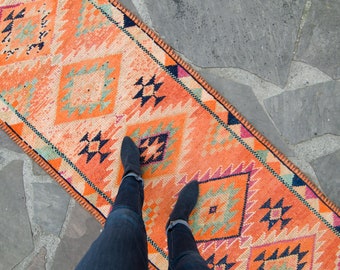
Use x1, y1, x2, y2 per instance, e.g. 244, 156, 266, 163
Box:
0, 0, 339, 269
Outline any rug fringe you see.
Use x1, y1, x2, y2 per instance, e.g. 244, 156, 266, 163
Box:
0, 120, 106, 226
111, 0, 340, 216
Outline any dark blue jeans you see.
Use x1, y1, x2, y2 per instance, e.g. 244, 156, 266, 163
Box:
76, 176, 208, 270
167, 224, 209, 270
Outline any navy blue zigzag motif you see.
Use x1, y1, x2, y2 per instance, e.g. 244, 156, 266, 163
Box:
78, 131, 110, 163
254, 243, 308, 270
206, 254, 235, 269
133, 75, 165, 107
260, 198, 292, 230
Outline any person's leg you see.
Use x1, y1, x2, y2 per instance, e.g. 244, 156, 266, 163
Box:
76, 206, 147, 270
166, 181, 209, 270
76, 137, 148, 270
167, 222, 209, 270
113, 173, 144, 215
113, 136, 144, 216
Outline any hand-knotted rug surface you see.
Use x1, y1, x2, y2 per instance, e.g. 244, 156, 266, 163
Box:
0, 0, 339, 269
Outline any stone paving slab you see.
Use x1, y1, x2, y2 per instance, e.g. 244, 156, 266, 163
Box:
295, 0, 340, 79
0, 129, 23, 153
0, 160, 33, 270
53, 202, 102, 270
264, 81, 340, 144
311, 150, 340, 207
26, 247, 47, 270
124, 0, 306, 86
32, 182, 70, 236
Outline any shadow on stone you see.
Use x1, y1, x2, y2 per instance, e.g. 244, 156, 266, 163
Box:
53, 203, 102, 269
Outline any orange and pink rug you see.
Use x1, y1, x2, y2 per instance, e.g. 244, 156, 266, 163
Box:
0, 0, 339, 268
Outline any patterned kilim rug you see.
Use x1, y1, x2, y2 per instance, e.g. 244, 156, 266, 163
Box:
1, 0, 339, 269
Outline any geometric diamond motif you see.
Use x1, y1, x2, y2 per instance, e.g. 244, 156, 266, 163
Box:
0, 1, 56, 65
78, 131, 110, 163
143, 197, 163, 235
190, 173, 249, 241
260, 198, 292, 230
0, 78, 37, 117
76, 0, 111, 36
56, 54, 121, 124
209, 205, 218, 214
128, 115, 184, 177
202, 120, 232, 156
139, 133, 169, 165
133, 75, 165, 107
249, 236, 315, 270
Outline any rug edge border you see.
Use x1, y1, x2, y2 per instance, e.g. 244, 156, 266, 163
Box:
0, 120, 106, 226
110, 0, 340, 216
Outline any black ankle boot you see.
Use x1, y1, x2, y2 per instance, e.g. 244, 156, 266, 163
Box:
167, 181, 199, 228
120, 136, 141, 176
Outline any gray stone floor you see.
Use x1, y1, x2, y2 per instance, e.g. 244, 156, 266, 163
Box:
1, 0, 339, 269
